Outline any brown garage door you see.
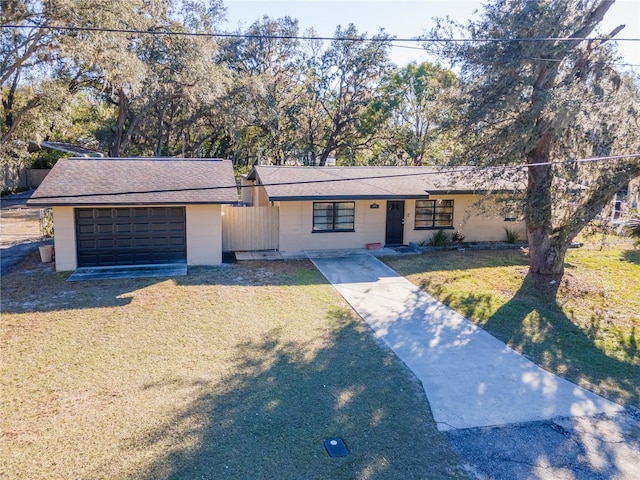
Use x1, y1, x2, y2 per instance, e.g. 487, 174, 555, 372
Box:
75, 207, 186, 267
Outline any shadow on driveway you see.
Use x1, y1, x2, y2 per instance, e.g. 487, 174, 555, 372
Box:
1, 240, 42, 275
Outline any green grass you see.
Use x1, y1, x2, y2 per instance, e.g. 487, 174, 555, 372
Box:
1, 253, 469, 480
383, 243, 640, 408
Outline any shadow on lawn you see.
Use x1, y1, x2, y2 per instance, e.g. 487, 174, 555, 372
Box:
0, 257, 327, 314
437, 273, 640, 479
623, 249, 640, 265
389, 248, 639, 409
0, 252, 161, 313
123, 308, 466, 480
385, 248, 530, 276
462, 273, 639, 408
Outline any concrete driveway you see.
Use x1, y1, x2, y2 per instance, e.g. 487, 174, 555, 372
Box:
309, 250, 640, 478
1, 190, 43, 275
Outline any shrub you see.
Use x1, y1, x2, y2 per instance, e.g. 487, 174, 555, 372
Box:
1, 186, 28, 196
431, 229, 449, 247
39, 208, 54, 238
452, 230, 465, 244
627, 222, 640, 246
30, 150, 67, 169
504, 227, 521, 244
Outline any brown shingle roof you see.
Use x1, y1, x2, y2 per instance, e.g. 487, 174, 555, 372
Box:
247, 166, 524, 201
27, 157, 238, 206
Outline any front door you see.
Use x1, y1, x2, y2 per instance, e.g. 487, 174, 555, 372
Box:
385, 201, 405, 245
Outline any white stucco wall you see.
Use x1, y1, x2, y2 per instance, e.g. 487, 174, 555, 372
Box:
255, 184, 270, 207
404, 195, 526, 245
277, 200, 387, 251
186, 204, 222, 266
240, 176, 255, 205
276, 195, 526, 252
51, 204, 223, 271
52, 206, 77, 271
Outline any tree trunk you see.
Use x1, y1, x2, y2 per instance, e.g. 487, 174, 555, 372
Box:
318, 138, 336, 166
109, 88, 128, 157
524, 132, 569, 276
2, 70, 20, 132
154, 106, 164, 156
527, 225, 569, 276
318, 150, 329, 166
1, 69, 43, 144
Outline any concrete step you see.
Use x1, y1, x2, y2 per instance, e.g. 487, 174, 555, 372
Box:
67, 263, 187, 281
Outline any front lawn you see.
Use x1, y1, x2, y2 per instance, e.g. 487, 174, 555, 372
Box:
383, 242, 640, 408
1, 254, 469, 479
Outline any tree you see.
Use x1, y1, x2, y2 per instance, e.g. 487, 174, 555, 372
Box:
372, 62, 457, 165
430, 0, 640, 276
303, 25, 392, 166
1, 0, 156, 158
3, 0, 228, 158
115, 4, 227, 157
1, 0, 76, 162
217, 16, 305, 165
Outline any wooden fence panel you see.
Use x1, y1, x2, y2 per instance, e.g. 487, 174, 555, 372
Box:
222, 205, 279, 251
1, 167, 51, 191
27, 169, 51, 187
1, 164, 27, 191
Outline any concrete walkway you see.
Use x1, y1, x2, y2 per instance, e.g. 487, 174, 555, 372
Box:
308, 250, 624, 432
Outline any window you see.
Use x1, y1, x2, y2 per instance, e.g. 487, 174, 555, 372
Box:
313, 202, 355, 232
503, 200, 522, 222
415, 200, 454, 229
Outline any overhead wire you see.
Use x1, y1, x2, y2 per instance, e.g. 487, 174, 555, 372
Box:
2, 24, 640, 44
4, 24, 638, 71
4, 24, 638, 69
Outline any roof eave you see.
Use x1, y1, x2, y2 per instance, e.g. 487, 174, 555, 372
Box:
266, 189, 520, 201
427, 189, 518, 195
26, 199, 238, 207
267, 194, 432, 202
245, 167, 259, 181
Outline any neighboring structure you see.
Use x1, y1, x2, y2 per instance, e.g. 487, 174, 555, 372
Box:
27, 157, 237, 271
608, 179, 639, 223
2, 142, 105, 192
241, 166, 526, 253
28, 141, 105, 158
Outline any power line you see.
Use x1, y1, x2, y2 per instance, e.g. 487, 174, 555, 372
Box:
3, 24, 640, 43
29, 153, 640, 201
526, 153, 639, 167
529, 57, 640, 67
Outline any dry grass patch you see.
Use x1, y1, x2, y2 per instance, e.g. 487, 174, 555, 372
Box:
0, 207, 42, 246
384, 242, 639, 408
1, 254, 469, 480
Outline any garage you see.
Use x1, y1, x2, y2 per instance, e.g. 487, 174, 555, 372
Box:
28, 157, 238, 272
75, 207, 186, 267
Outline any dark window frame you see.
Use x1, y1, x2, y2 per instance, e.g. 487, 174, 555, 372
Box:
312, 201, 355, 232
414, 199, 454, 229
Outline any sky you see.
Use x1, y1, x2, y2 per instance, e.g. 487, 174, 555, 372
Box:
222, 0, 640, 71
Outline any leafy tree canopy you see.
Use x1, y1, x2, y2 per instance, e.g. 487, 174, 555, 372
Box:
428, 0, 640, 275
